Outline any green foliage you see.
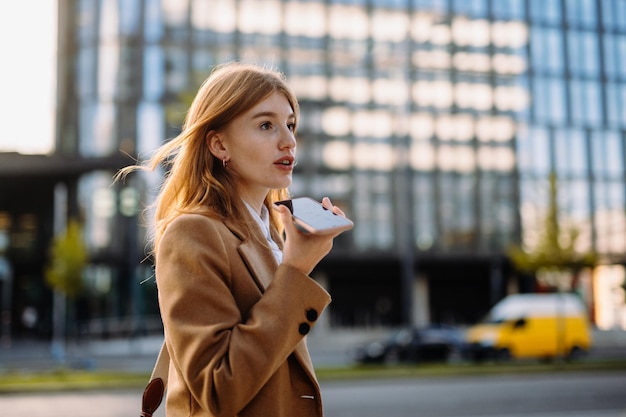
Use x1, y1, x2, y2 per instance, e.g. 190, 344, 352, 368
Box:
508, 173, 598, 276
45, 219, 88, 298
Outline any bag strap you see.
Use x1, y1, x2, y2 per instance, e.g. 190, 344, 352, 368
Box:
140, 341, 170, 417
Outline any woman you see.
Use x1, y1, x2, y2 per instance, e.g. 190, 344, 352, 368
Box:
119, 62, 348, 417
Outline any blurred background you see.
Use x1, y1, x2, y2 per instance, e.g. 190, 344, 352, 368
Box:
1, 0, 626, 365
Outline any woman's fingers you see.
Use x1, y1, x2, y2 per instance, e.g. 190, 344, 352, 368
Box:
321, 196, 346, 217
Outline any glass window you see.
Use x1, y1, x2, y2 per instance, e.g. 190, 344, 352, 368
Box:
601, 0, 626, 31
413, 0, 449, 15
452, 0, 487, 18
565, 0, 597, 28
621, 84, 626, 126
137, 101, 164, 156
478, 174, 496, 247
518, 126, 551, 175
568, 179, 591, 220
616, 0, 626, 31
547, 78, 567, 124
492, 0, 525, 20
353, 173, 394, 250
618, 35, 626, 79
119, 0, 141, 36
530, 28, 564, 74
163, 0, 189, 27
77, 47, 97, 98
594, 181, 626, 254
605, 131, 623, 178
519, 178, 546, 247
79, 102, 117, 157
570, 80, 583, 126
583, 81, 602, 125
592, 131, 624, 178
413, 174, 436, 250
568, 30, 600, 77
99, 0, 120, 40
80, 172, 117, 250
601, 0, 616, 30
439, 174, 468, 249
529, 0, 561, 25
570, 80, 600, 126
144, 0, 163, 42
78, 0, 98, 42
79, 102, 95, 156
603, 34, 617, 80
457, 174, 476, 232
164, 47, 189, 93
606, 82, 621, 127
533, 77, 566, 124
143, 46, 164, 100
555, 129, 587, 177
619, 83, 626, 126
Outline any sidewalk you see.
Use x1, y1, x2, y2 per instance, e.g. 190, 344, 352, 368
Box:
1, 328, 625, 374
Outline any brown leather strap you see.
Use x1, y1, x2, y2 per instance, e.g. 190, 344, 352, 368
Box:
140, 377, 165, 417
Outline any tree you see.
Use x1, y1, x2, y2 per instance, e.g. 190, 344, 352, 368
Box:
45, 218, 88, 362
45, 219, 88, 298
508, 172, 597, 292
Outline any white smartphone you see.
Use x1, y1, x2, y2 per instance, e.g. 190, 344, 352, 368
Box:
274, 197, 354, 235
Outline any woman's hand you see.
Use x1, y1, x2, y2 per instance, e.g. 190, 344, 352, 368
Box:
277, 197, 347, 275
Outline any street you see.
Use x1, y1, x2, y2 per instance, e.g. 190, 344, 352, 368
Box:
1, 370, 625, 417
322, 371, 626, 417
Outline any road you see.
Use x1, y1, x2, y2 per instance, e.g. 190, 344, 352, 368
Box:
322, 371, 626, 417
0, 371, 625, 416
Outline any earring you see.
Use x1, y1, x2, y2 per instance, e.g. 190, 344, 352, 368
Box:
222, 158, 229, 168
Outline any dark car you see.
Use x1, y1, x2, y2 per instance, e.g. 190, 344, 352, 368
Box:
353, 325, 465, 364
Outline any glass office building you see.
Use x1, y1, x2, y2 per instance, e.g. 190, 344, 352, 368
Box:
2, 0, 626, 338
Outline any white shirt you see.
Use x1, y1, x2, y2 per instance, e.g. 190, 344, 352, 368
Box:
243, 201, 283, 265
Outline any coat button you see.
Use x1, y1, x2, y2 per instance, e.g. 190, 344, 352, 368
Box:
298, 323, 310, 335
306, 309, 318, 322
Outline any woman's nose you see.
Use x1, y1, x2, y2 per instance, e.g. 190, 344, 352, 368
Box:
280, 129, 297, 149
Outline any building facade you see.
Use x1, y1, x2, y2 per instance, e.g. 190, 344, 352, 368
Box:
1, 0, 626, 339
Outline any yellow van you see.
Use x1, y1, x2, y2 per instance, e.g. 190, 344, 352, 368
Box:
463, 293, 592, 361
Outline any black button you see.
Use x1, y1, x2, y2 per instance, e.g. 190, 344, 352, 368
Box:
306, 309, 318, 322
298, 323, 310, 335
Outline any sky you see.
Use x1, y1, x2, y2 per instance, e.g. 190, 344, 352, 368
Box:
0, 1, 57, 154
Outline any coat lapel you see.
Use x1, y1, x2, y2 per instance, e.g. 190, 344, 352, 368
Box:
224, 209, 278, 292
237, 239, 275, 291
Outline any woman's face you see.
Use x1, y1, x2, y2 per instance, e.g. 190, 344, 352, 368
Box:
219, 91, 297, 204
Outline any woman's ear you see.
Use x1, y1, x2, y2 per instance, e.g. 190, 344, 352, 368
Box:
206, 130, 229, 161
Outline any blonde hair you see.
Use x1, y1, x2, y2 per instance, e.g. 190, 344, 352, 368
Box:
117, 61, 298, 254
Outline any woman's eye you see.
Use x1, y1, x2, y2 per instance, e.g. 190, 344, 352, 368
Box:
287, 123, 295, 132
260, 122, 272, 130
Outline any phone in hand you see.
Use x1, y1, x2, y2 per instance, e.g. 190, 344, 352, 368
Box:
274, 197, 354, 235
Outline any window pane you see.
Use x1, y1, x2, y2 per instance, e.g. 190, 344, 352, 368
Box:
606, 83, 619, 126
119, 0, 141, 35
414, 174, 436, 250
518, 126, 551, 175
566, 0, 597, 28
555, 129, 587, 177
529, 0, 561, 24
531, 28, 564, 74
492, 0, 525, 20
604, 35, 617, 80
584, 81, 602, 125
547, 78, 567, 123
606, 132, 623, 177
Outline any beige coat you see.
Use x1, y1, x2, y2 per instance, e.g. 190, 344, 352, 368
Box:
156, 210, 332, 417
